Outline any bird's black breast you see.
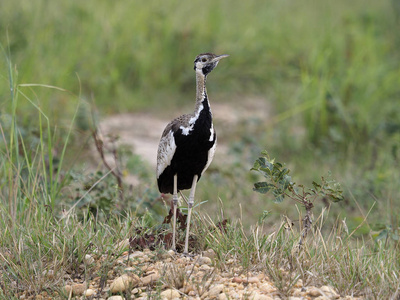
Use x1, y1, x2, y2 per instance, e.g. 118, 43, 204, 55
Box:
157, 106, 216, 194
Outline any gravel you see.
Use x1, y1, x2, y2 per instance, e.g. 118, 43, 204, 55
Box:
19, 245, 362, 299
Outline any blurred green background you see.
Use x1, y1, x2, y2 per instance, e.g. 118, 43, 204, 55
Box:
1, 0, 400, 232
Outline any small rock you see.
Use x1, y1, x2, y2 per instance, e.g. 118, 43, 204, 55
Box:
232, 277, 242, 283
160, 288, 180, 299
120, 251, 145, 263
84, 288, 95, 297
202, 249, 216, 260
249, 291, 262, 300
251, 293, 274, 300
259, 282, 275, 293
291, 288, 304, 297
140, 271, 160, 286
208, 284, 224, 298
229, 292, 240, 299
258, 296, 274, 300
321, 285, 339, 298
247, 276, 260, 284
199, 264, 212, 272
218, 294, 228, 300
257, 273, 266, 280
84, 254, 95, 264
64, 283, 86, 296
307, 287, 322, 297
161, 249, 176, 259
289, 297, 303, 300
108, 296, 125, 300
198, 256, 212, 266
294, 279, 303, 288
110, 274, 140, 293
232, 276, 259, 284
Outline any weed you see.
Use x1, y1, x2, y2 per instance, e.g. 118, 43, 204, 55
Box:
252, 151, 343, 246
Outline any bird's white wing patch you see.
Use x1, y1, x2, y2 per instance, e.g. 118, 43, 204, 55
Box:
179, 103, 204, 136
209, 123, 214, 141
156, 130, 176, 178
179, 125, 192, 136
202, 137, 217, 175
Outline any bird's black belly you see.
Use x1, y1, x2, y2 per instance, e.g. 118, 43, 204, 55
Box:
157, 127, 216, 194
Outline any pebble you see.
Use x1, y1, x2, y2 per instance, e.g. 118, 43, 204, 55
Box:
249, 292, 274, 300
247, 277, 260, 284
84, 288, 95, 297
320, 285, 339, 298
291, 288, 304, 297
218, 294, 228, 300
208, 284, 224, 298
198, 256, 212, 266
307, 287, 322, 297
160, 288, 180, 299
161, 249, 176, 259
232, 277, 242, 283
108, 296, 125, 300
140, 271, 160, 285
202, 249, 216, 260
199, 264, 212, 272
258, 296, 274, 300
118, 251, 146, 264
64, 283, 86, 296
110, 274, 139, 293
294, 279, 303, 288
53, 245, 357, 300
259, 282, 275, 293
84, 254, 95, 264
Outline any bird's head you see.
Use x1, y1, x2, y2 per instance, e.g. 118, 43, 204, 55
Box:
194, 53, 229, 76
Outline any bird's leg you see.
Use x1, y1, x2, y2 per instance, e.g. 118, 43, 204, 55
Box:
184, 175, 198, 254
172, 174, 178, 251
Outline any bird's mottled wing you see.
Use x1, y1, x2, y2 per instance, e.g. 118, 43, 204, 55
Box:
156, 115, 190, 178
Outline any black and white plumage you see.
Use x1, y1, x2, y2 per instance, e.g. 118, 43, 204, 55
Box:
156, 53, 228, 253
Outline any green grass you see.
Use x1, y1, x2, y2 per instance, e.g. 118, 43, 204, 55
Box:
1, 0, 400, 298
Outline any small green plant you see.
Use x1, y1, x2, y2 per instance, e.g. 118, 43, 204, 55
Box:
251, 151, 344, 245
373, 223, 400, 246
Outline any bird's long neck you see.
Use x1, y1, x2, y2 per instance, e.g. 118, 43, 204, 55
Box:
194, 71, 211, 116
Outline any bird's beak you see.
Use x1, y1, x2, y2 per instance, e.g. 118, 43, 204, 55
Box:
212, 54, 229, 63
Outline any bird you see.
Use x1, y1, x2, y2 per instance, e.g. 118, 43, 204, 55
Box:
156, 52, 229, 253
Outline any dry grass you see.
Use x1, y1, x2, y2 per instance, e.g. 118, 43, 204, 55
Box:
192, 210, 400, 299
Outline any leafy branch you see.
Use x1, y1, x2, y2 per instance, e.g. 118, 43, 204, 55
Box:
251, 151, 344, 246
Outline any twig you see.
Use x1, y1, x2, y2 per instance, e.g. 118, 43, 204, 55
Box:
92, 129, 124, 201
298, 200, 313, 248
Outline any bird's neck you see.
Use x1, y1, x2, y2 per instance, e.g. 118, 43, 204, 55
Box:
194, 70, 210, 115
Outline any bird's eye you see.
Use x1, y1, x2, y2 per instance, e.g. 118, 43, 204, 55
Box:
201, 58, 207, 62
